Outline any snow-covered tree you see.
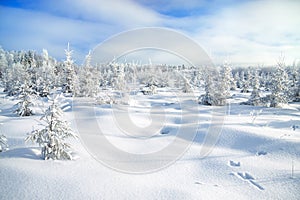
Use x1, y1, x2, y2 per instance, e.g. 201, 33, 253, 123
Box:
234, 72, 241, 89
36, 49, 55, 97
5, 62, 26, 96
295, 71, 300, 101
182, 76, 193, 93
26, 95, 77, 160
241, 69, 250, 93
199, 70, 214, 105
15, 82, 35, 116
269, 61, 290, 107
199, 68, 227, 106
0, 46, 8, 80
0, 134, 8, 152
289, 66, 300, 102
247, 70, 263, 106
77, 51, 100, 97
221, 62, 234, 96
110, 62, 126, 91
62, 43, 76, 95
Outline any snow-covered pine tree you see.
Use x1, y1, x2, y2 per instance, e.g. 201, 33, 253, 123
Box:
295, 69, 300, 102
26, 95, 77, 160
241, 69, 250, 93
199, 70, 214, 105
0, 134, 8, 152
0, 46, 8, 80
234, 72, 241, 89
62, 43, 76, 96
77, 51, 100, 97
182, 75, 193, 93
5, 62, 26, 96
36, 49, 55, 97
289, 66, 300, 102
214, 69, 228, 106
247, 70, 262, 106
222, 62, 234, 96
199, 68, 227, 106
191, 69, 202, 88
15, 81, 35, 116
111, 62, 126, 91
269, 60, 290, 107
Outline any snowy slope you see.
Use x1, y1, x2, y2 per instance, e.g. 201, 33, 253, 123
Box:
1, 89, 300, 200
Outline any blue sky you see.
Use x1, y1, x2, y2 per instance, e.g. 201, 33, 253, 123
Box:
0, 0, 299, 66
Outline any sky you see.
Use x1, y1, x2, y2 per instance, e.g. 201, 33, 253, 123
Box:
0, 0, 299, 66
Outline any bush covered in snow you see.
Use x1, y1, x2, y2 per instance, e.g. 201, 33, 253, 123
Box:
26, 95, 77, 160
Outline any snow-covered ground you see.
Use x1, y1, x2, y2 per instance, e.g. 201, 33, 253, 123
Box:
1, 88, 300, 200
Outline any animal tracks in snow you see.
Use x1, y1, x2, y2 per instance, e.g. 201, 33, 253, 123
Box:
228, 160, 264, 191
234, 172, 264, 191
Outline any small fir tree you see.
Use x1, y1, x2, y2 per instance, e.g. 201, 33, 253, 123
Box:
269, 61, 290, 107
62, 43, 76, 95
26, 95, 77, 160
182, 76, 193, 93
247, 70, 262, 106
221, 63, 233, 97
15, 82, 35, 116
77, 51, 100, 97
199, 69, 227, 106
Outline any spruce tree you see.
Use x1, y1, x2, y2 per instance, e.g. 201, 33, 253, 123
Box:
36, 49, 55, 97
270, 62, 289, 107
247, 70, 262, 106
199, 69, 227, 106
221, 63, 233, 97
241, 69, 250, 93
182, 76, 193, 93
26, 95, 77, 160
77, 51, 100, 97
62, 43, 76, 95
15, 82, 35, 116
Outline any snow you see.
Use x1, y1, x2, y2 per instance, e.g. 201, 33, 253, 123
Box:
1, 88, 300, 200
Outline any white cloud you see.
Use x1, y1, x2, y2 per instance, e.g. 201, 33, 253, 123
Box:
37, 0, 163, 27
0, 0, 299, 66
190, 0, 300, 65
0, 5, 133, 62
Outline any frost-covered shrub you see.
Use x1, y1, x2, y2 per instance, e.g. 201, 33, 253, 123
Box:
26, 95, 77, 160
0, 134, 8, 152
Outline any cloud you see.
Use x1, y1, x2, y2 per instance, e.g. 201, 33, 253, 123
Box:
0, 3, 157, 63
0, 0, 299, 66
27, 0, 163, 27
0, 0, 165, 63
190, 0, 300, 65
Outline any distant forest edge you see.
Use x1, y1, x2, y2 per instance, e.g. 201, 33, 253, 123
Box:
0, 45, 299, 108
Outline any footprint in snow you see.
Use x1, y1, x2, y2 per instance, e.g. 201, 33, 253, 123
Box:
256, 151, 267, 156
234, 172, 264, 191
229, 160, 240, 167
